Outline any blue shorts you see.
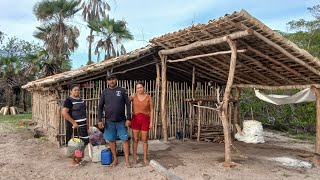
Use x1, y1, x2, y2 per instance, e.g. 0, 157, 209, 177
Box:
104, 121, 128, 141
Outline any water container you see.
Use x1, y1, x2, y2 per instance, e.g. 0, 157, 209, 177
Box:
101, 149, 112, 165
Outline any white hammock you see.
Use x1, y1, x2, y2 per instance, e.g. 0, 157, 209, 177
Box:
255, 88, 316, 105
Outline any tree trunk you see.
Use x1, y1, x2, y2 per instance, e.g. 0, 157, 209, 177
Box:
87, 29, 93, 65
4, 85, 13, 107
22, 89, 27, 112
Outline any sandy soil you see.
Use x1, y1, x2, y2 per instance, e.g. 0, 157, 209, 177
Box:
1, 120, 320, 180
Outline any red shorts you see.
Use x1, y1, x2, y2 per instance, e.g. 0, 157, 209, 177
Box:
131, 113, 150, 131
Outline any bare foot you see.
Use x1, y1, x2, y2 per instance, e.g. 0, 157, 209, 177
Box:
131, 159, 138, 165
144, 160, 149, 166
125, 162, 132, 168
108, 160, 118, 168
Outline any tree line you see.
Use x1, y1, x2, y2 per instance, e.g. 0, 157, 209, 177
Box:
0, 0, 133, 108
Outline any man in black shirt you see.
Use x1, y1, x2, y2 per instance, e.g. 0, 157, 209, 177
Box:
98, 74, 132, 168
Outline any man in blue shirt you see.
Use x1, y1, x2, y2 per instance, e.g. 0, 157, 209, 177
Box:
98, 74, 132, 168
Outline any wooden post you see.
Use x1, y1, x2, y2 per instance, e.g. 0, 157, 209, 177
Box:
219, 37, 237, 167
197, 101, 202, 141
311, 85, 320, 165
159, 53, 168, 142
154, 63, 161, 139
233, 87, 241, 135
192, 66, 196, 99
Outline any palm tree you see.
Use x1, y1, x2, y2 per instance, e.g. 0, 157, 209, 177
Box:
88, 16, 134, 60
33, 23, 79, 69
33, 0, 81, 73
81, 0, 110, 65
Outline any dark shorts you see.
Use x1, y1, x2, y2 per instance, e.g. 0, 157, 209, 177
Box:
131, 113, 150, 131
104, 121, 128, 141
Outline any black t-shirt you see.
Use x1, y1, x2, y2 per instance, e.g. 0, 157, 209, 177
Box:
97, 86, 131, 122
63, 97, 87, 126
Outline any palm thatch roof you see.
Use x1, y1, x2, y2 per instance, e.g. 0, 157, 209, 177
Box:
23, 9, 320, 91
22, 44, 159, 90
150, 9, 320, 87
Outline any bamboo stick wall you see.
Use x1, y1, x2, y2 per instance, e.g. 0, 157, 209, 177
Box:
32, 80, 223, 146
32, 91, 60, 144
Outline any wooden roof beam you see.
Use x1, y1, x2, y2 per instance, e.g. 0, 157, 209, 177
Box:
185, 55, 254, 84
184, 27, 280, 85
252, 31, 320, 77
159, 29, 254, 55
158, 42, 229, 84
167, 49, 247, 63
198, 24, 294, 85
246, 46, 314, 83
234, 84, 320, 90
224, 16, 315, 83
167, 38, 257, 84
186, 46, 275, 85
239, 53, 296, 84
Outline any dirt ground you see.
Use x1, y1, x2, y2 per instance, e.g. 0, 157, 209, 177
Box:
1, 120, 320, 180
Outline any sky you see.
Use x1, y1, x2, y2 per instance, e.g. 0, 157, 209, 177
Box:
0, 0, 319, 68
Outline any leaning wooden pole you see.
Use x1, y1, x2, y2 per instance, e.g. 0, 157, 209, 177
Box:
219, 37, 238, 167
311, 85, 320, 165
159, 52, 168, 142
233, 87, 241, 135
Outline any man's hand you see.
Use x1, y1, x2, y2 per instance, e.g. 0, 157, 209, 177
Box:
125, 120, 131, 128
98, 121, 104, 129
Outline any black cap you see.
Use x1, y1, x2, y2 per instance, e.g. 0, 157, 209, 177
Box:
106, 74, 117, 80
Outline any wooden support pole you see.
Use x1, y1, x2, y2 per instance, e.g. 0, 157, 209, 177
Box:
160, 53, 168, 142
197, 101, 202, 141
154, 63, 161, 139
192, 66, 196, 99
219, 37, 237, 167
311, 85, 320, 165
233, 84, 320, 90
233, 87, 241, 135
159, 29, 253, 55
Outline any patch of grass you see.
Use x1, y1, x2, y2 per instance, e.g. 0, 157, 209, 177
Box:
0, 114, 32, 133
288, 133, 316, 143
0, 114, 32, 123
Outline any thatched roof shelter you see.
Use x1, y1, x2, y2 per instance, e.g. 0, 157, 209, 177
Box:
23, 9, 320, 167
